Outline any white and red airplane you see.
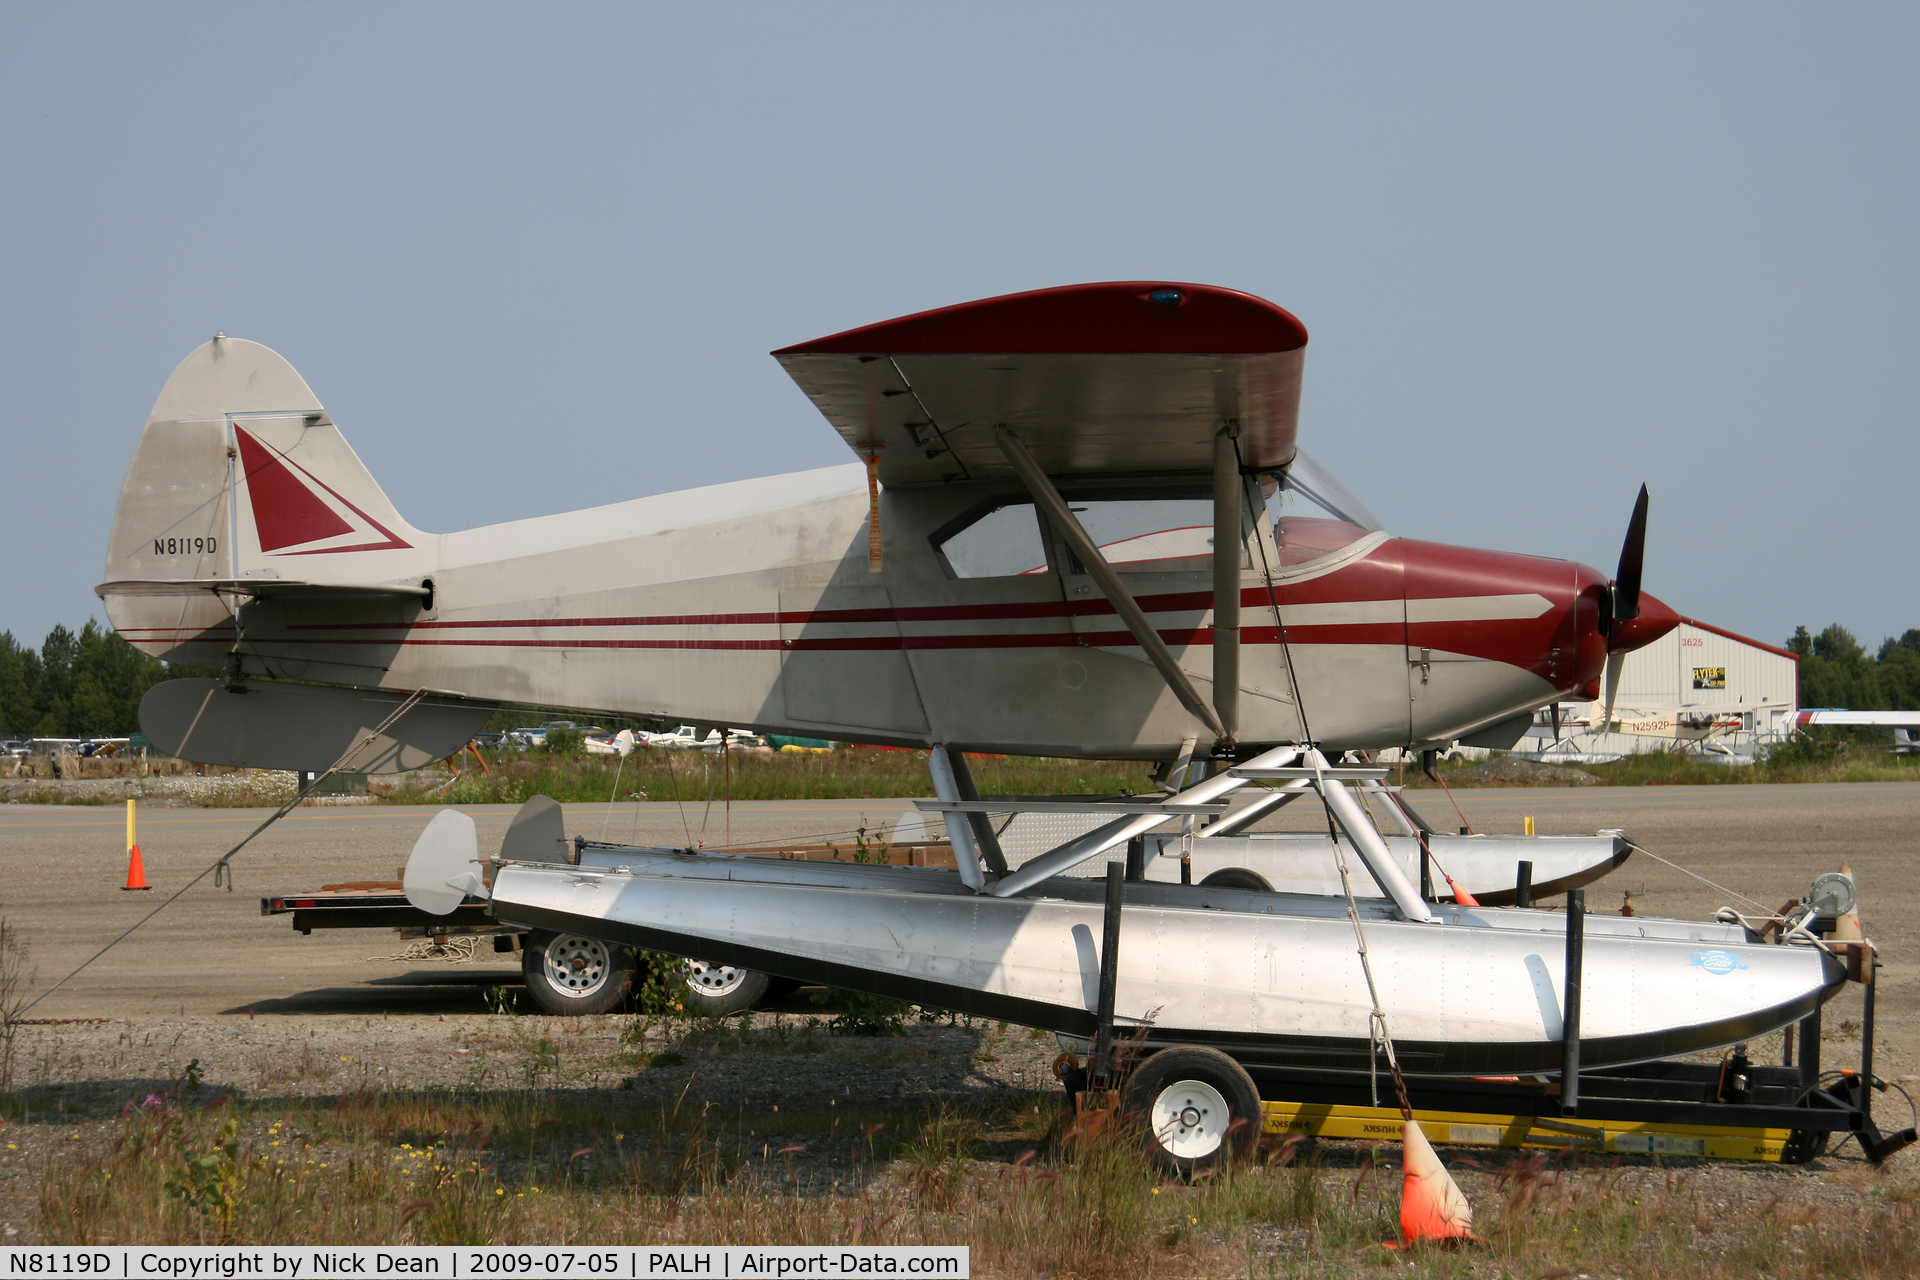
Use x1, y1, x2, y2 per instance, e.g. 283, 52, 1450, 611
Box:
106, 285, 1862, 1091
100, 282, 1679, 776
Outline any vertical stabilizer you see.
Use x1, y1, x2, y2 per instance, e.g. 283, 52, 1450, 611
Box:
100, 336, 428, 662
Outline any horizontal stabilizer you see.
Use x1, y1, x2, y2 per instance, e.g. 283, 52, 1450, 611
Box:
98, 578, 429, 600
140, 678, 494, 774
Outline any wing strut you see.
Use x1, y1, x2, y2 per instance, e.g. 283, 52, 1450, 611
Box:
943, 747, 1011, 876
1212, 424, 1242, 745
995, 428, 1227, 742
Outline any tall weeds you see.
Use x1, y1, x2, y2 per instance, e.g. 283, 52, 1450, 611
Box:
381, 749, 1151, 808
27, 1087, 1920, 1277
0, 908, 32, 1104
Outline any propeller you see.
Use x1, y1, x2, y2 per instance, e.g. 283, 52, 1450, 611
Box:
1612, 484, 1649, 626
1600, 484, 1650, 731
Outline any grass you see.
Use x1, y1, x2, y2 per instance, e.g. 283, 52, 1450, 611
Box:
19, 1077, 1919, 1277
1398, 743, 1920, 789
8, 736, 1916, 810
380, 748, 1153, 806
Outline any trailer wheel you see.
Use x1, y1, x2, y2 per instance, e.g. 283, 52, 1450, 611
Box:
1200, 868, 1274, 892
521, 932, 634, 1015
1124, 1046, 1263, 1177
681, 960, 772, 1017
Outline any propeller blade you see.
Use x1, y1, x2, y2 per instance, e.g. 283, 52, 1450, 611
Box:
1612, 484, 1649, 626
1602, 652, 1624, 730
1550, 702, 1562, 745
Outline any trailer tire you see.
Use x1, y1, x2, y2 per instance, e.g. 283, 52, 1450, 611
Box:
1200, 868, 1274, 892
681, 960, 772, 1017
521, 932, 634, 1015
1124, 1046, 1263, 1177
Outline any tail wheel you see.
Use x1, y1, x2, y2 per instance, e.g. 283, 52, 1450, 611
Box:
1123, 1046, 1264, 1177
520, 932, 634, 1015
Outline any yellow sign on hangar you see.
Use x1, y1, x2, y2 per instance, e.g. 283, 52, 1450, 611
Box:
1693, 666, 1727, 689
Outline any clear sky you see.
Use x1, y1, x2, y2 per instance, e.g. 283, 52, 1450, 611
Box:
3, 4, 1914, 653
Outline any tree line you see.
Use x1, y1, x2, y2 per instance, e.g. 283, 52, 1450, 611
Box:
1786, 625, 1920, 711
0, 622, 207, 739
2, 618, 1915, 740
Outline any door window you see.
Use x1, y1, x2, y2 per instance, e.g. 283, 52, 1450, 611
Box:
931, 501, 1050, 578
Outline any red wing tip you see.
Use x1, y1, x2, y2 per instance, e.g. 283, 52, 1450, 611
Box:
773, 281, 1308, 357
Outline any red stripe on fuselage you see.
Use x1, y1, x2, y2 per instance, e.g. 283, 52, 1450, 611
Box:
111, 538, 1594, 685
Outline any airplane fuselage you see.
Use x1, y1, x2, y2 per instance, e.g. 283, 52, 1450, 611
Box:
110, 455, 1642, 757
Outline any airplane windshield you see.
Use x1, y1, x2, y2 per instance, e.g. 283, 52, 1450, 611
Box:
1264, 449, 1382, 568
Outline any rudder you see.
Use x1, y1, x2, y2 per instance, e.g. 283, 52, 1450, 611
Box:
100, 335, 426, 661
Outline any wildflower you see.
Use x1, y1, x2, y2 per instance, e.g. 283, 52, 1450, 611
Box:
142, 1094, 165, 1109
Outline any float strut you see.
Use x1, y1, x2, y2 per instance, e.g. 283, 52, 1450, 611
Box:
1124, 835, 1146, 883
1862, 973, 1876, 1130
1090, 862, 1124, 1089
1798, 1006, 1822, 1088
1515, 860, 1533, 908
1561, 887, 1585, 1115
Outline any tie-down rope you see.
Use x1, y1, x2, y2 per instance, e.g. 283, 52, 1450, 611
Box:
8, 687, 430, 1022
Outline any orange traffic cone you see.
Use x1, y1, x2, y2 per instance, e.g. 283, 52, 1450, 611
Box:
122, 798, 149, 891
1388, 1119, 1474, 1248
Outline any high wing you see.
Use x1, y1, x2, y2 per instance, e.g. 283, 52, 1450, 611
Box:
773, 281, 1308, 486
1794, 710, 1920, 727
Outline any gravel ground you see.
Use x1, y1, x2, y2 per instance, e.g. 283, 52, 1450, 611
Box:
0, 1004, 1064, 1241
3, 785, 1917, 1255
3, 1005, 1913, 1254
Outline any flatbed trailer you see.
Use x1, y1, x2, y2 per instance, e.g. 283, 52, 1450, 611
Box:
261, 840, 959, 1015
262, 883, 502, 937
1049, 863, 1914, 1169
1239, 1052, 1909, 1165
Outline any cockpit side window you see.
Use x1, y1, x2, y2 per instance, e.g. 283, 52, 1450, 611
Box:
930, 500, 1051, 579
1059, 497, 1247, 574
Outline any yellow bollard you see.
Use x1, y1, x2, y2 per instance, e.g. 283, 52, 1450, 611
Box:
122, 797, 150, 890
1523, 815, 1535, 836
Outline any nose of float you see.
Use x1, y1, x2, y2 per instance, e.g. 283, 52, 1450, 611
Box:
1608, 590, 1680, 656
